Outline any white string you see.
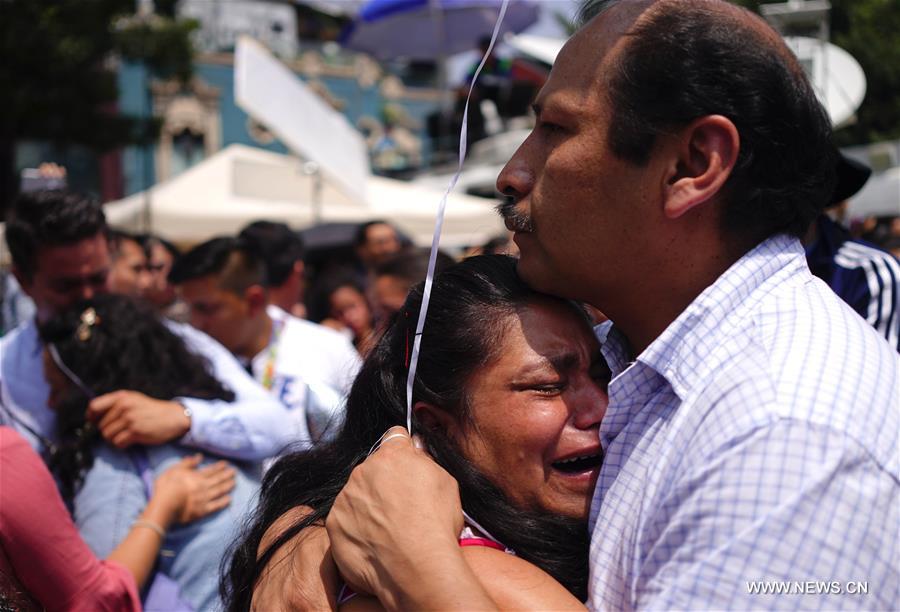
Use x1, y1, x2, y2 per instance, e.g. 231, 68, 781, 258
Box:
405, 0, 512, 434
403, 0, 513, 548
366, 429, 411, 457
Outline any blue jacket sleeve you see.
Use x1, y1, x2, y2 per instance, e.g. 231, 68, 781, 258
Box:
166, 321, 295, 461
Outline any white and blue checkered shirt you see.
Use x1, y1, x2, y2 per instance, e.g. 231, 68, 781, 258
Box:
588, 234, 900, 611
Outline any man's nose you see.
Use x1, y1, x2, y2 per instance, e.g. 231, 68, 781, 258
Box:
79, 284, 96, 300
496, 148, 534, 202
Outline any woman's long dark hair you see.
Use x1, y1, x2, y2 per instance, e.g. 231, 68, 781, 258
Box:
38, 293, 234, 504
223, 255, 591, 609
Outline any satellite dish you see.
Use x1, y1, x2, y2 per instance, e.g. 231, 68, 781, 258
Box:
783, 36, 866, 129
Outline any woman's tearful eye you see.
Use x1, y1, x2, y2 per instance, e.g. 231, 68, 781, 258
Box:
531, 382, 565, 396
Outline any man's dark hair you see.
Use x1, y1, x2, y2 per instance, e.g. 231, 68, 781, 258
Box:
238, 221, 304, 287
5, 190, 107, 280
168, 236, 265, 295
224, 256, 593, 610
578, 0, 836, 241
353, 220, 394, 248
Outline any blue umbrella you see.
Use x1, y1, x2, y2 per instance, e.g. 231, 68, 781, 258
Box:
341, 0, 540, 61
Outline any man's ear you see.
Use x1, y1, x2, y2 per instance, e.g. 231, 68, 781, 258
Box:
663, 115, 739, 219
413, 401, 459, 437
244, 284, 268, 315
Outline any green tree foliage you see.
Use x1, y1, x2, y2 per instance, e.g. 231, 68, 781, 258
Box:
1, 0, 139, 152
114, 15, 197, 83
730, 0, 900, 146
828, 0, 900, 145
0, 0, 195, 208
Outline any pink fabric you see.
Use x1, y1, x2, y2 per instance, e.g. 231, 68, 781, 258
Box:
336, 532, 509, 604
0, 427, 141, 612
458, 536, 506, 551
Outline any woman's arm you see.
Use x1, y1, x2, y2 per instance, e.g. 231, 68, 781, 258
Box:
458, 547, 585, 610
84, 322, 297, 460
339, 547, 585, 611
253, 510, 584, 611
251, 507, 340, 612
0, 428, 140, 610
107, 454, 235, 588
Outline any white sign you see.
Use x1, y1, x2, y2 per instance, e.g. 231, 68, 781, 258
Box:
235, 36, 369, 204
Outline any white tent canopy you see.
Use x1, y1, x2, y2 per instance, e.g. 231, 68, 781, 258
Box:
104, 144, 505, 247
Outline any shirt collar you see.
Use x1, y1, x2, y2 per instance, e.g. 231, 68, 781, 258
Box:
596, 321, 630, 378
267, 304, 288, 321
602, 234, 808, 401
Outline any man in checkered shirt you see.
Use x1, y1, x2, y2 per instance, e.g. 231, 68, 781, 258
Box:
317, 1, 900, 610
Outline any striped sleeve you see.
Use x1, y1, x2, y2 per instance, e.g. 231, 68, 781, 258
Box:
833, 241, 900, 350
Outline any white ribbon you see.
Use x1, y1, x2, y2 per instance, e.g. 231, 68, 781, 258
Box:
402, 0, 513, 548
405, 0, 512, 433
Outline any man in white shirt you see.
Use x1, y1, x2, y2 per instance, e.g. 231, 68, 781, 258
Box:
238, 221, 308, 319
172, 237, 361, 444
1, 191, 294, 461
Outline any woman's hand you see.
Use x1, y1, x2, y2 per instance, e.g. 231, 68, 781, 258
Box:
153, 454, 236, 525
114, 455, 235, 590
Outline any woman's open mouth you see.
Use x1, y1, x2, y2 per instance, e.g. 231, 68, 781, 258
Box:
551, 451, 604, 474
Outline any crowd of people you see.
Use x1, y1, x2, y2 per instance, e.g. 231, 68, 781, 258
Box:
1, 0, 899, 610
0, 186, 523, 609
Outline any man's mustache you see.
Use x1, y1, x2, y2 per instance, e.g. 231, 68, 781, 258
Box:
496, 198, 534, 233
